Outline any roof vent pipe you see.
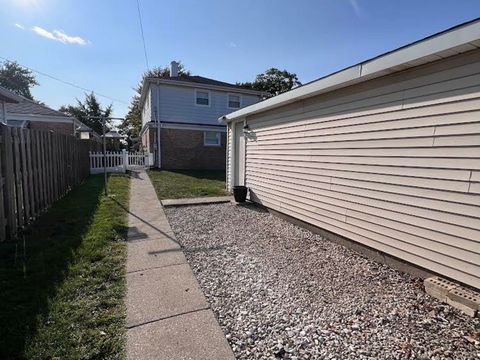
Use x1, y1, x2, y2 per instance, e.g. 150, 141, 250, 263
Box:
170, 61, 179, 77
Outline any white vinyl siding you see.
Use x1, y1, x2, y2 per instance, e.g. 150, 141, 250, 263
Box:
229, 49, 480, 289
155, 84, 261, 126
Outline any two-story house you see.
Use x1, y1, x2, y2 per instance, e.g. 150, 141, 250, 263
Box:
139, 61, 264, 170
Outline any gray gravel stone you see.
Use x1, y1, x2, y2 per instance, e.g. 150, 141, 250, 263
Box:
166, 203, 480, 360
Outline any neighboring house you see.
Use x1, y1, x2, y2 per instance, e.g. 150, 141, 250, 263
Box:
0, 86, 95, 139
221, 19, 480, 289
0, 87, 22, 123
139, 62, 264, 170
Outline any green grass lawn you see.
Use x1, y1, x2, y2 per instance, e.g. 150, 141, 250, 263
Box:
147, 169, 229, 200
0, 174, 130, 360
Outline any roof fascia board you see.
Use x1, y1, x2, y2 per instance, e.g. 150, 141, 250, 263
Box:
361, 20, 480, 76
220, 66, 362, 122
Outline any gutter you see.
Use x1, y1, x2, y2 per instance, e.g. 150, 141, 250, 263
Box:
6, 113, 75, 122
1, 101, 6, 125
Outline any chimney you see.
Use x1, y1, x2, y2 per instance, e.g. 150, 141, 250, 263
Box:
170, 61, 179, 77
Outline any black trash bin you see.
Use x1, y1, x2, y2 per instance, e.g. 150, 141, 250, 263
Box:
233, 186, 248, 203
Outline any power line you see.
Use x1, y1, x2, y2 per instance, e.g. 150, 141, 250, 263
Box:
0, 56, 129, 105
136, 0, 150, 70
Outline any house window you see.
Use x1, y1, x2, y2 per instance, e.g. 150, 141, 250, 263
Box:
204, 131, 221, 146
228, 94, 241, 109
195, 90, 210, 106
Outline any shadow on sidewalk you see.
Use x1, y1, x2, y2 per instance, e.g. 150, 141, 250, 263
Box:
110, 196, 181, 248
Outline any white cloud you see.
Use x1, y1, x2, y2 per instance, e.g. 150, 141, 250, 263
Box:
229, 41, 237, 48
31, 26, 89, 45
32, 26, 58, 41
52, 30, 88, 45
14, 23, 25, 30
349, 0, 365, 19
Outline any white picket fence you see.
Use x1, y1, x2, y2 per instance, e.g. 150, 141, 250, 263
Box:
89, 150, 153, 174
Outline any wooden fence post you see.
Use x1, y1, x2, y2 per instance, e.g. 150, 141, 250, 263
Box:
2, 126, 16, 239
0, 127, 99, 240
0, 125, 7, 240
122, 149, 128, 173
19, 129, 31, 223
12, 128, 24, 230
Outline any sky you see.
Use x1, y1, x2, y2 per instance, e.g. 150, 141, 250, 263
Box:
0, 0, 479, 118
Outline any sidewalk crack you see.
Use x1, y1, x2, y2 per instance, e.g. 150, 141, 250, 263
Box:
126, 262, 188, 274
127, 307, 211, 329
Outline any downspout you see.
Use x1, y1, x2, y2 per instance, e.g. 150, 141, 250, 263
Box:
155, 81, 161, 168
225, 122, 229, 191
2, 100, 7, 125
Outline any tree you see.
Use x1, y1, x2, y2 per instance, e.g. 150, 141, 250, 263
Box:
118, 95, 142, 149
59, 92, 113, 135
119, 62, 190, 149
0, 61, 39, 100
238, 68, 301, 97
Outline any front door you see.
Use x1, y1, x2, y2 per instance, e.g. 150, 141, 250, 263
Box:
234, 121, 245, 186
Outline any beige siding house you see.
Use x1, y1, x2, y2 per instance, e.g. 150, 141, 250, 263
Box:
221, 19, 480, 290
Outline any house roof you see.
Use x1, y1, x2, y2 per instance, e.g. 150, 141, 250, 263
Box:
220, 17, 480, 123
104, 130, 123, 139
6, 96, 71, 118
151, 74, 255, 90
0, 86, 22, 103
76, 122, 93, 132
0, 86, 97, 134
140, 74, 266, 109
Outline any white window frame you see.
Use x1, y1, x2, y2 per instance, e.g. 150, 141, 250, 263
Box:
227, 93, 242, 109
194, 89, 211, 107
204, 131, 221, 147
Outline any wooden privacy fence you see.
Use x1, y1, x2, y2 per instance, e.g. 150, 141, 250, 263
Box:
0, 124, 91, 241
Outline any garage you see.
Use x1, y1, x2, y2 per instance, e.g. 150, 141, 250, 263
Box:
221, 19, 480, 289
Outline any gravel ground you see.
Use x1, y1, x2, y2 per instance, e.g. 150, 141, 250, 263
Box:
166, 203, 480, 360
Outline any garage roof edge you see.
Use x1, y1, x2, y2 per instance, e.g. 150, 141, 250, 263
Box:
219, 17, 480, 124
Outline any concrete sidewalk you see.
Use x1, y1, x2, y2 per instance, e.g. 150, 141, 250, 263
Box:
126, 171, 234, 360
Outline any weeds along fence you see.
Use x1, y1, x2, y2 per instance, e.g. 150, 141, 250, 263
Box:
0, 124, 91, 241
